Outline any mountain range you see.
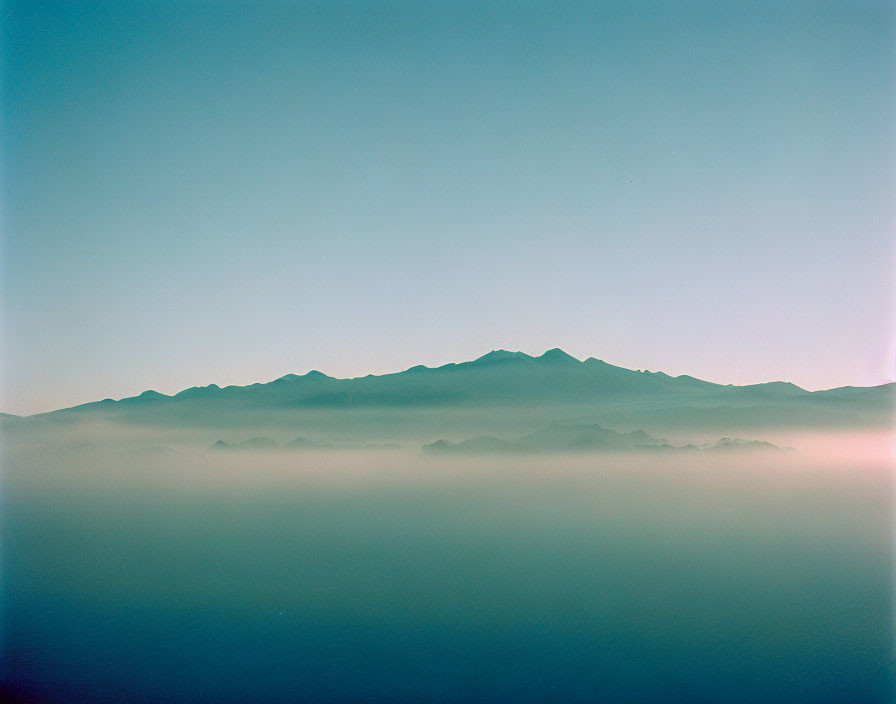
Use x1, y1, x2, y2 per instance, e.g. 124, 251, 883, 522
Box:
3, 349, 892, 446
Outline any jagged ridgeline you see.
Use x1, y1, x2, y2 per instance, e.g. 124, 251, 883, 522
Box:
2, 349, 892, 447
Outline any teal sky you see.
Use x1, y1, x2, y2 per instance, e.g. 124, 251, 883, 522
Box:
3, 0, 895, 415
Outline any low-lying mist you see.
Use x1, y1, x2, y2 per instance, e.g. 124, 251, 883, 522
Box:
2, 426, 893, 703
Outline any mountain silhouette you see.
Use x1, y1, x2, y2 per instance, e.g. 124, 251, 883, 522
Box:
5, 348, 892, 435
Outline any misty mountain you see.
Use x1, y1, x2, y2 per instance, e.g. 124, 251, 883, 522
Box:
423, 423, 785, 455
4, 349, 893, 440
209, 437, 279, 452
516, 423, 663, 452
701, 437, 791, 453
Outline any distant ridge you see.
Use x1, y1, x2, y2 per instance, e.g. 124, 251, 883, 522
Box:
5, 348, 892, 431
423, 423, 787, 455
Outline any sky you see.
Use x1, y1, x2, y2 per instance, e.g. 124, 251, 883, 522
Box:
2, 0, 895, 415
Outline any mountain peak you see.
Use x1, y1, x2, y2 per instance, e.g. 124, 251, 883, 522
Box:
174, 383, 222, 399
472, 350, 533, 365
538, 348, 579, 364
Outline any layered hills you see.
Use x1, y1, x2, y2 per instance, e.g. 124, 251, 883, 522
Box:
424, 423, 788, 455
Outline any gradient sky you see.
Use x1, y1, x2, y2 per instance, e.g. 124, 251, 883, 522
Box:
3, 0, 895, 415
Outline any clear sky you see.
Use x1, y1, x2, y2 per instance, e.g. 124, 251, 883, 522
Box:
2, 0, 894, 415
